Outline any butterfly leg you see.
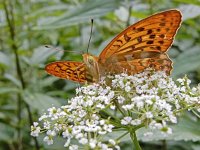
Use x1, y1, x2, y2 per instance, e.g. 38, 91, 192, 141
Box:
74, 63, 85, 84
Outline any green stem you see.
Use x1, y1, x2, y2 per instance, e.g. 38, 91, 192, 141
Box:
130, 130, 142, 150
126, 4, 132, 27
148, 0, 153, 14
116, 131, 129, 141
113, 99, 126, 116
174, 103, 196, 114
3, 1, 39, 149
192, 109, 200, 118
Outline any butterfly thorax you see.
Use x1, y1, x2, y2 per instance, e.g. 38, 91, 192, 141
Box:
82, 54, 100, 82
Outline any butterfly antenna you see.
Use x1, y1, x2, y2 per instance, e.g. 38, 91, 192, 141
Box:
45, 45, 81, 54
86, 19, 94, 54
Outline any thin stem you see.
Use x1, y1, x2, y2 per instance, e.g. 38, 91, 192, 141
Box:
116, 131, 129, 141
192, 109, 200, 118
162, 140, 167, 150
130, 130, 142, 150
148, 0, 153, 14
174, 103, 196, 114
126, 5, 132, 27
3, 1, 39, 149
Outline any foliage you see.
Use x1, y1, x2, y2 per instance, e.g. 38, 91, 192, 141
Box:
0, 0, 200, 149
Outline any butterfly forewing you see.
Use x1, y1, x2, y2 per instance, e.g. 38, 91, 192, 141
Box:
45, 61, 86, 83
99, 10, 181, 65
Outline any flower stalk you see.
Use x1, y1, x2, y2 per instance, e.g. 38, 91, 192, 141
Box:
130, 130, 142, 150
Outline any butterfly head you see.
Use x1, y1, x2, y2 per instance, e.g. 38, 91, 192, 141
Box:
82, 54, 98, 68
82, 53, 100, 82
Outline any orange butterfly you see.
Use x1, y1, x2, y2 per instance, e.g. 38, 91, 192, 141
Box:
45, 10, 182, 83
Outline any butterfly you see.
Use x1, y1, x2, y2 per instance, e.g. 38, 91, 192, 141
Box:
45, 9, 182, 83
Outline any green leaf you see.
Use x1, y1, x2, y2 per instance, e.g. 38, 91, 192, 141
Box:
0, 123, 15, 142
30, 46, 57, 65
4, 74, 21, 88
179, 5, 200, 20
172, 46, 200, 77
0, 51, 10, 67
38, 135, 66, 150
22, 92, 61, 113
137, 115, 200, 142
175, 0, 200, 6
39, 76, 58, 88
34, 0, 119, 30
0, 87, 19, 94
29, 4, 69, 17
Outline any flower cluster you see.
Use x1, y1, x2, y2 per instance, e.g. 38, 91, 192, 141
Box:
31, 83, 119, 149
31, 69, 200, 149
110, 70, 200, 135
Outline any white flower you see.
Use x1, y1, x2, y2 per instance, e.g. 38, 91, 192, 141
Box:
161, 127, 173, 134
79, 138, 88, 144
43, 121, 50, 129
64, 138, 71, 147
125, 85, 131, 92
115, 145, 121, 150
131, 119, 141, 126
177, 78, 184, 85
103, 124, 114, 132
43, 136, 53, 145
62, 129, 70, 138
108, 91, 115, 99
38, 114, 48, 121
117, 96, 125, 104
30, 122, 40, 137
110, 105, 116, 110
89, 139, 97, 148
145, 111, 153, 119
69, 145, 79, 150
48, 107, 57, 115
109, 139, 116, 145
122, 104, 134, 110
121, 117, 132, 125
169, 114, 177, 123
166, 127, 172, 134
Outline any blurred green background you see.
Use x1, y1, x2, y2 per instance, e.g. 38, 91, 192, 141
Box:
0, 0, 200, 149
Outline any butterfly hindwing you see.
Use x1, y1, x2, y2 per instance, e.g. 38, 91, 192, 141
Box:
45, 61, 86, 83
104, 53, 172, 75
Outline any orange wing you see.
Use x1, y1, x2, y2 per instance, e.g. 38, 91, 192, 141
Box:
45, 61, 86, 83
104, 53, 172, 75
99, 10, 182, 64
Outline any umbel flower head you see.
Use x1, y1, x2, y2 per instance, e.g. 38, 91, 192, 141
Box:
31, 69, 200, 149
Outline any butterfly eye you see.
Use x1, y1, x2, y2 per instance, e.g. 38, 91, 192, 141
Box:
88, 58, 94, 65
